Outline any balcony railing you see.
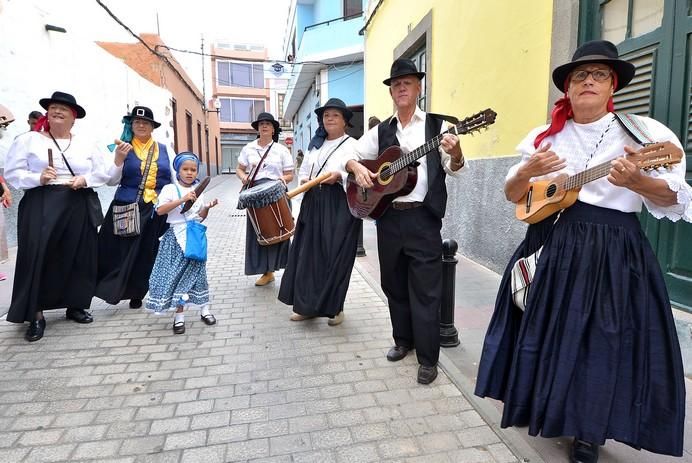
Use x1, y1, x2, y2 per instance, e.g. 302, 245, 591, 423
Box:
304, 12, 363, 32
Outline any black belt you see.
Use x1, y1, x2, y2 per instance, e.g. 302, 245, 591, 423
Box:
391, 201, 424, 210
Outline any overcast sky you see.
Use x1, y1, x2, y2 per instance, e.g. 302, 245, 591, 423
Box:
65, 0, 293, 89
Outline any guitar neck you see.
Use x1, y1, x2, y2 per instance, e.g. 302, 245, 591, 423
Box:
387, 126, 457, 176
381, 109, 496, 177
563, 160, 615, 190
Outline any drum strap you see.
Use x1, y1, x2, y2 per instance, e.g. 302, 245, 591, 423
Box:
244, 142, 274, 191
309, 136, 350, 180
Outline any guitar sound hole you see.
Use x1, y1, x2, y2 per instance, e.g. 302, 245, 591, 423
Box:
546, 184, 557, 198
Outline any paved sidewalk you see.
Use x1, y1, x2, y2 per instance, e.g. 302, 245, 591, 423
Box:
358, 202, 692, 463
0, 176, 519, 463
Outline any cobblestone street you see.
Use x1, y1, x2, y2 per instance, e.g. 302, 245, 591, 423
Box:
0, 177, 517, 463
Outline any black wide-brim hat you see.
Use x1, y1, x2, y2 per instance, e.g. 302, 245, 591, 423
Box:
315, 98, 354, 127
383, 58, 425, 86
251, 112, 281, 132
39, 91, 86, 119
552, 40, 635, 92
124, 106, 161, 128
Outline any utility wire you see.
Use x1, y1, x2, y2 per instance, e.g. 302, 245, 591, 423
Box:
95, 1, 363, 100
95, 0, 205, 106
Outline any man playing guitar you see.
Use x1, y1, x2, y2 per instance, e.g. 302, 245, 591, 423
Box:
344, 58, 466, 384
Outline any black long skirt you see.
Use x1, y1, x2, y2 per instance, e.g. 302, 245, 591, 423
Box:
278, 184, 360, 317
478, 201, 685, 456
243, 179, 290, 276
7, 186, 98, 323
95, 200, 169, 304
475, 213, 556, 399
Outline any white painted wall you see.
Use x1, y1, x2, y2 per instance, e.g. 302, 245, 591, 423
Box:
0, 0, 174, 166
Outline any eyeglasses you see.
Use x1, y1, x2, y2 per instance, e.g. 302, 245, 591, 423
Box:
570, 69, 612, 82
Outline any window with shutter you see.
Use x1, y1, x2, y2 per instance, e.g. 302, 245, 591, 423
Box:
613, 45, 657, 116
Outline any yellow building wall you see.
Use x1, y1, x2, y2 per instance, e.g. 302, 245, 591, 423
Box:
364, 0, 554, 158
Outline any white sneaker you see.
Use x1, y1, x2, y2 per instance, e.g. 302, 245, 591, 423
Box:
290, 312, 314, 321
327, 311, 344, 326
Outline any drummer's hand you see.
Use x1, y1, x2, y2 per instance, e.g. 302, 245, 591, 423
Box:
347, 160, 376, 189
182, 191, 197, 203
300, 178, 308, 185
207, 198, 219, 209
40, 167, 57, 185
320, 172, 341, 185
241, 173, 251, 185
70, 176, 87, 190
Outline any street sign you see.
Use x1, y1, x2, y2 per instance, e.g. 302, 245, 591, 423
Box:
285, 137, 294, 146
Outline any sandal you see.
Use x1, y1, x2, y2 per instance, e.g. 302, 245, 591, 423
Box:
200, 313, 217, 325
173, 320, 186, 334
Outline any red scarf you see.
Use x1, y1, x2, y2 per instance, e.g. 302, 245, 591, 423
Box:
32, 108, 78, 132
533, 74, 618, 148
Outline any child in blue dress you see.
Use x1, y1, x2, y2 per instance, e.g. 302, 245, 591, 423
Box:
146, 152, 218, 334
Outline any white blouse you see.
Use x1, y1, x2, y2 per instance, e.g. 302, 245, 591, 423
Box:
508, 113, 691, 222
156, 183, 207, 252
238, 140, 293, 182
4, 132, 114, 189
300, 135, 357, 187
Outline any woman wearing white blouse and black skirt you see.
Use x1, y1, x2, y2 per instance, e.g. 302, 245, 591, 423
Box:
4, 91, 112, 342
236, 112, 294, 286
278, 98, 360, 326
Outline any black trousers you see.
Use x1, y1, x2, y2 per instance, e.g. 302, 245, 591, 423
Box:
376, 206, 442, 367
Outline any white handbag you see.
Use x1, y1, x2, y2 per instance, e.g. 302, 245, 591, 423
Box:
510, 247, 542, 311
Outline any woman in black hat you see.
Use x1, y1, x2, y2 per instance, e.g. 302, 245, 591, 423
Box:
96, 105, 175, 308
4, 91, 112, 341
475, 40, 688, 462
278, 98, 360, 326
236, 112, 294, 286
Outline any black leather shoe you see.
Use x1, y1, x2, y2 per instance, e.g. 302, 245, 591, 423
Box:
129, 299, 143, 309
417, 365, 438, 384
570, 439, 599, 463
200, 314, 216, 325
25, 319, 46, 342
173, 320, 186, 334
66, 308, 93, 324
386, 345, 411, 362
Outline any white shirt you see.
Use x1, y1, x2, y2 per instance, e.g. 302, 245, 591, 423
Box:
156, 183, 206, 252
300, 134, 357, 188
349, 106, 466, 202
508, 113, 691, 222
4, 131, 114, 189
238, 140, 293, 182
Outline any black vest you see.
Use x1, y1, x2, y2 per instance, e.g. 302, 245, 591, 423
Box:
377, 114, 447, 219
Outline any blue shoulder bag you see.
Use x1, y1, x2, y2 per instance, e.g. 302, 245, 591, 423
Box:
175, 185, 207, 261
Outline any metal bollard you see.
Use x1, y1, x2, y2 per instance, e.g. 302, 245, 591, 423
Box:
440, 239, 460, 347
356, 219, 366, 257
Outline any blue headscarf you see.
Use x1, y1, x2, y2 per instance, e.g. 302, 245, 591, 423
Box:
307, 124, 328, 150
107, 117, 134, 152
173, 152, 201, 185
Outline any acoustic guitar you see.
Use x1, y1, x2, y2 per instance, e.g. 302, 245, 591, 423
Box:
346, 109, 497, 219
515, 141, 683, 224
